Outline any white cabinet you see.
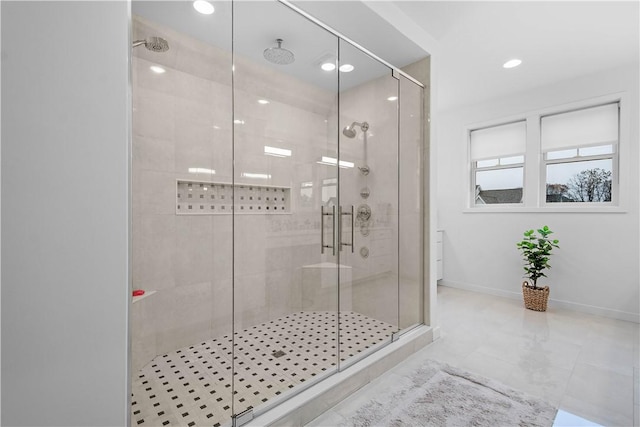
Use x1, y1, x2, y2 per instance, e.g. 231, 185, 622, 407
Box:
436, 230, 443, 280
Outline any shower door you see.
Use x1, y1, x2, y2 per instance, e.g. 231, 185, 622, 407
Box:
130, 1, 425, 425
130, 1, 236, 426
337, 40, 400, 366
398, 75, 425, 329
231, 1, 341, 420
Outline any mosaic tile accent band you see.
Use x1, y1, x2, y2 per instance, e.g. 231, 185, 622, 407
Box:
176, 181, 291, 215
131, 311, 395, 427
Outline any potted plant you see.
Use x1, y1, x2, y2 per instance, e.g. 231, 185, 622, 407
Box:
516, 225, 559, 311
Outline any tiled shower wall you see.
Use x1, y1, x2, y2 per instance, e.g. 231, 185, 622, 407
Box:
132, 15, 348, 369
132, 15, 235, 368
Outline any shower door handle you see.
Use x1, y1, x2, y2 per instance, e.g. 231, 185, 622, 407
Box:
339, 205, 354, 253
321, 206, 336, 256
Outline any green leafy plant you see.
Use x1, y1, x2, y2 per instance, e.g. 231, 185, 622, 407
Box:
516, 225, 559, 290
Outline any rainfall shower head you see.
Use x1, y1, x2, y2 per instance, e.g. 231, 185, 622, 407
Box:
263, 39, 295, 65
132, 37, 169, 53
342, 121, 369, 138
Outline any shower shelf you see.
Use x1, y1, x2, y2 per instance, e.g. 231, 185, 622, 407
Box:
132, 290, 156, 304
176, 180, 291, 215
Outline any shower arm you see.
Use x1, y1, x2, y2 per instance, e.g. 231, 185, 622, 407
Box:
356, 121, 369, 162
132, 40, 146, 48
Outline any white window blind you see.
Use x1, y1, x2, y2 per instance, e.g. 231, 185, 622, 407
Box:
470, 121, 526, 161
541, 103, 618, 152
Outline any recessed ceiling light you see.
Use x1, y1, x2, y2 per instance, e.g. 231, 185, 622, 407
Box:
321, 62, 336, 71
234, 119, 245, 125
503, 59, 522, 69
193, 0, 214, 15
257, 99, 270, 105
387, 96, 398, 101
150, 65, 166, 74
339, 64, 354, 73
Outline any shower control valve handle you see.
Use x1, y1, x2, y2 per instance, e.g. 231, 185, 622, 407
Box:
339, 205, 354, 253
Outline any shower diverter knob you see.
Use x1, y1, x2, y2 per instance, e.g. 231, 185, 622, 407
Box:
356, 204, 371, 222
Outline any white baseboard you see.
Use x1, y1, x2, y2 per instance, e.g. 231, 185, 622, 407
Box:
439, 280, 640, 324
431, 325, 442, 340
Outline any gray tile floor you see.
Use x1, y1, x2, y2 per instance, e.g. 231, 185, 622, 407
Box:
309, 286, 640, 427
131, 311, 395, 427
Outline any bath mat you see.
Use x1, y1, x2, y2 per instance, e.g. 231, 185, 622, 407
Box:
340, 359, 557, 427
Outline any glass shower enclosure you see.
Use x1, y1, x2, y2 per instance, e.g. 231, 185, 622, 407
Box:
130, 1, 426, 425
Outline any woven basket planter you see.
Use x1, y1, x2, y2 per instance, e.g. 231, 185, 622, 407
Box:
522, 282, 550, 312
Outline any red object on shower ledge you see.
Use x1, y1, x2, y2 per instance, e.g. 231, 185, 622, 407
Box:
132, 290, 145, 297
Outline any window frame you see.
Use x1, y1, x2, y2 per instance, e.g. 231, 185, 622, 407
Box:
471, 155, 525, 207
541, 143, 618, 207
540, 103, 620, 207
465, 93, 626, 212
468, 120, 527, 208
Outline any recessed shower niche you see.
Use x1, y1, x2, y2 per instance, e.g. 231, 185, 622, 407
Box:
130, 0, 428, 426
176, 181, 291, 214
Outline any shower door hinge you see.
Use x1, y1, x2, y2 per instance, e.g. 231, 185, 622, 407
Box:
392, 69, 400, 80
233, 408, 254, 427
391, 331, 400, 342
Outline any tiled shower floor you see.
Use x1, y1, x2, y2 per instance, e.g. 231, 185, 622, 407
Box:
131, 311, 395, 427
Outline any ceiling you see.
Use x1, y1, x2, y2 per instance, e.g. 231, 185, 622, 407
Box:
289, 1, 428, 69
279, 1, 639, 110
132, 1, 639, 111
132, 1, 428, 91
392, 1, 640, 111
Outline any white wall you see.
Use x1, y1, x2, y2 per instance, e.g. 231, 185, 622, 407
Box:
1, 2, 130, 425
437, 63, 640, 322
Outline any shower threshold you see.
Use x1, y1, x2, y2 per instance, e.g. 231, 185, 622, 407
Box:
131, 311, 395, 427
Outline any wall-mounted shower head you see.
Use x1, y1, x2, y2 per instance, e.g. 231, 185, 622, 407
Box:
342, 121, 369, 138
263, 39, 295, 65
132, 37, 170, 53
343, 125, 357, 139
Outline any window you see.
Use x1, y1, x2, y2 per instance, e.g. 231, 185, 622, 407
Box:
542, 103, 618, 204
470, 121, 526, 205
468, 98, 622, 209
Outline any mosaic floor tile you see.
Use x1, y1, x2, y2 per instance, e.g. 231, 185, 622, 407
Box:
132, 311, 395, 426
